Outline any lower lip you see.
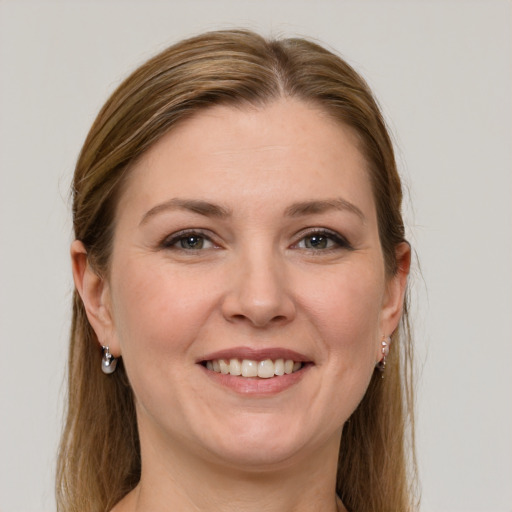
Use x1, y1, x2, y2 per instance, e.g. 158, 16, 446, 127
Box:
199, 364, 311, 395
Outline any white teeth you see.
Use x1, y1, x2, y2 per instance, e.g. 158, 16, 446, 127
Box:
206, 357, 304, 378
229, 358, 241, 376
219, 359, 230, 374
241, 359, 258, 377
258, 359, 275, 378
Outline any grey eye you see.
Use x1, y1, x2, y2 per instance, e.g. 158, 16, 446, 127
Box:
297, 233, 339, 250
303, 234, 331, 249
162, 232, 215, 250
179, 235, 205, 249
294, 229, 352, 252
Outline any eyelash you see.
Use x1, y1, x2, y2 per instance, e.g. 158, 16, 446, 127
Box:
293, 228, 353, 252
160, 228, 352, 252
160, 229, 217, 251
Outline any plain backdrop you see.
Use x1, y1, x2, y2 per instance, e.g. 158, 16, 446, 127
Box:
0, 1, 511, 511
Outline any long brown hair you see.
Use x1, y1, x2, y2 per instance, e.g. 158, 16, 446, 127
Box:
57, 29, 417, 512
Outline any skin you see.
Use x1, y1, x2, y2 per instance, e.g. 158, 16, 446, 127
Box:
72, 98, 410, 512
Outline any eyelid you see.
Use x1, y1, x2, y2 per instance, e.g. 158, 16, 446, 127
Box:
160, 228, 219, 250
158, 227, 351, 252
291, 227, 353, 250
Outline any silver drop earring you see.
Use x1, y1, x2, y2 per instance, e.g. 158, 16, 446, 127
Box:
376, 336, 391, 373
101, 346, 118, 374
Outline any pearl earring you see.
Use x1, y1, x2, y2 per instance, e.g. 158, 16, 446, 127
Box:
101, 346, 118, 374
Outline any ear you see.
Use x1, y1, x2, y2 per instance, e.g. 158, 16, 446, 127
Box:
379, 241, 411, 337
70, 240, 121, 357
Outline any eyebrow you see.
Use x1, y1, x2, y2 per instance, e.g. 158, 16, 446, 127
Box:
284, 198, 365, 221
140, 198, 232, 225
140, 196, 365, 226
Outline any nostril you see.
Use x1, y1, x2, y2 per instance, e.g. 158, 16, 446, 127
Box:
271, 315, 287, 323
226, 312, 289, 328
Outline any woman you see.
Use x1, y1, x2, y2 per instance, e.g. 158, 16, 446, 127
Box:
57, 29, 416, 512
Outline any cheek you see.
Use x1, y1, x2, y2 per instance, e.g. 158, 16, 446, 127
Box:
298, 262, 384, 363
110, 258, 220, 360
286, 262, 385, 433
108, 259, 224, 425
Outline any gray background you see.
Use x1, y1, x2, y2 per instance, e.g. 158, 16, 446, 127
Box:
0, 1, 511, 511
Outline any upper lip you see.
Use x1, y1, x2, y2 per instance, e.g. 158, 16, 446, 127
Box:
198, 346, 312, 363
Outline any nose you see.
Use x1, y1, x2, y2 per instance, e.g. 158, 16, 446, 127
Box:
221, 248, 296, 328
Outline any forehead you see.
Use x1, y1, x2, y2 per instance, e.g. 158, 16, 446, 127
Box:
118, 98, 376, 220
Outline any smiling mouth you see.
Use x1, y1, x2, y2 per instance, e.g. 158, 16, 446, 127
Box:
203, 358, 305, 379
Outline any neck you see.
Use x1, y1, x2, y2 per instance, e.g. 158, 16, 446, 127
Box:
113, 424, 345, 512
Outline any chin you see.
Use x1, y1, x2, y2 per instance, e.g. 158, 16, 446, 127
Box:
208, 440, 306, 471
196, 415, 325, 471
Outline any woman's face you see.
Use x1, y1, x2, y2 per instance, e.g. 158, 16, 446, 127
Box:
80, 99, 407, 470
